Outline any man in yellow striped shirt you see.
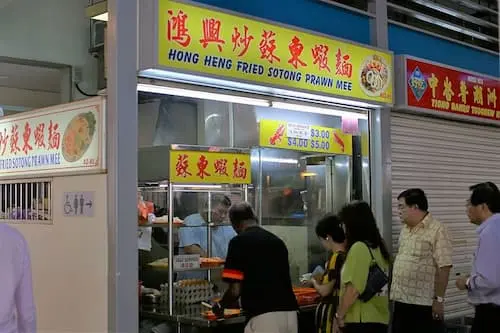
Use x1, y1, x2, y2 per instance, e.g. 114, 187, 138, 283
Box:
391, 189, 453, 333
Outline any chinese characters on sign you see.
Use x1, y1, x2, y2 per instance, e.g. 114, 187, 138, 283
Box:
158, 0, 393, 104
259, 119, 353, 155
0, 100, 103, 177
406, 58, 500, 121
170, 150, 252, 184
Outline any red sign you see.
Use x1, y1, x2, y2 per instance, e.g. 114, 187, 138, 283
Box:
406, 58, 499, 121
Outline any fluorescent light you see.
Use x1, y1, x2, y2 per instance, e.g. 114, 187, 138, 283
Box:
301, 172, 317, 177
92, 12, 108, 21
259, 157, 299, 164
137, 83, 270, 107
173, 185, 223, 189
139, 70, 380, 109
86, 1, 108, 21
335, 162, 349, 168
272, 101, 368, 119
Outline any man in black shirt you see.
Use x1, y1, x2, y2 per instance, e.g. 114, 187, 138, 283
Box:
215, 202, 298, 333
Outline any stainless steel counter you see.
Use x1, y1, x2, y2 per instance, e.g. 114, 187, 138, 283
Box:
140, 303, 318, 328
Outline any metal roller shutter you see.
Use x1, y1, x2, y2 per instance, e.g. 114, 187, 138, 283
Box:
391, 112, 500, 319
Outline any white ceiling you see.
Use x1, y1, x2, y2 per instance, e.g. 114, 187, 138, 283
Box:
0, 62, 63, 93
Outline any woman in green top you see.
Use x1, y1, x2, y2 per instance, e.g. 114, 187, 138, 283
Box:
334, 201, 391, 333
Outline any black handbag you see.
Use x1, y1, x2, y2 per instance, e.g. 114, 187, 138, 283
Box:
358, 243, 389, 302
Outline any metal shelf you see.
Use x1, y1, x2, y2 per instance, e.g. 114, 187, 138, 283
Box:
148, 265, 224, 272
139, 178, 250, 317
139, 223, 233, 228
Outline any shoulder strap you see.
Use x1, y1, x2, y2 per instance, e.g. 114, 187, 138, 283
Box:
363, 242, 376, 262
330, 251, 339, 269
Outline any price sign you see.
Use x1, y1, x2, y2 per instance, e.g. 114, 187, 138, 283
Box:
259, 119, 352, 155
287, 123, 311, 140
173, 254, 200, 270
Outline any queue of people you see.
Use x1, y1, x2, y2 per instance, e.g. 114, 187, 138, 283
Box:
209, 181, 500, 333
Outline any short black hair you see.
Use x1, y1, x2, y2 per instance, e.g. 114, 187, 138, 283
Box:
229, 202, 258, 227
397, 188, 428, 211
469, 182, 500, 213
315, 214, 345, 243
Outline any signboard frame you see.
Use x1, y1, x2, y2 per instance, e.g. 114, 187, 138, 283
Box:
138, 0, 394, 107
395, 55, 500, 126
0, 97, 106, 179
169, 144, 252, 184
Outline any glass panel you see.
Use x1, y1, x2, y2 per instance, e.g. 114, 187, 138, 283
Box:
137, 91, 371, 308
255, 148, 352, 284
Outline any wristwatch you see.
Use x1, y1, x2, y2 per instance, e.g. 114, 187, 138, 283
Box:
434, 296, 444, 303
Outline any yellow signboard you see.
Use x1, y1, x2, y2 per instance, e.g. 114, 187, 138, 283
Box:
158, 0, 393, 104
170, 150, 251, 184
259, 120, 352, 155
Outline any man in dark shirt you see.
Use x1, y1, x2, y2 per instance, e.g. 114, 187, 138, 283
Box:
215, 202, 298, 333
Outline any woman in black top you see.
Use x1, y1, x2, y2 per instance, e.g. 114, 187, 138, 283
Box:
309, 214, 346, 333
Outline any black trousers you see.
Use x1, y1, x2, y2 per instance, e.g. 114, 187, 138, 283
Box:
343, 323, 387, 333
391, 301, 445, 333
472, 304, 500, 333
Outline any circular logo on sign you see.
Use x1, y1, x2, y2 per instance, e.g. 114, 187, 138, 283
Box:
62, 112, 96, 163
359, 55, 391, 97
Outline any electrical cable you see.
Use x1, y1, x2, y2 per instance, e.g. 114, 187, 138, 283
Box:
75, 82, 98, 97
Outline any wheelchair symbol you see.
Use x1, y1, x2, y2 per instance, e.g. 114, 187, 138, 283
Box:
64, 195, 73, 215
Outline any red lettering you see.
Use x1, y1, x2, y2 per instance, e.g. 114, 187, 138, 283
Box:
335, 48, 353, 78
312, 44, 331, 72
34, 123, 46, 148
22, 122, 33, 155
9, 124, 21, 155
0, 128, 9, 156
175, 154, 192, 178
214, 158, 229, 176
167, 10, 191, 47
233, 158, 248, 179
199, 18, 225, 52
259, 30, 280, 63
196, 154, 211, 179
287, 36, 306, 69
231, 25, 254, 57
48, 120, 61, 150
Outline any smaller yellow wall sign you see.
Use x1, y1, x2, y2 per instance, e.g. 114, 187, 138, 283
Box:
169, 150, 252, 184
259, 119, 352, 155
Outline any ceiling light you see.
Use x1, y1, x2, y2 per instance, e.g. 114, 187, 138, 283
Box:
91, 12, 108, 22
301, 172, 317, 177
272, 102, 368, 119
258, 157, 299, 164
139, 69, 381, 109
86, 1, 108, 22
173, 185, 223, 189
137, 83, 271, 107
